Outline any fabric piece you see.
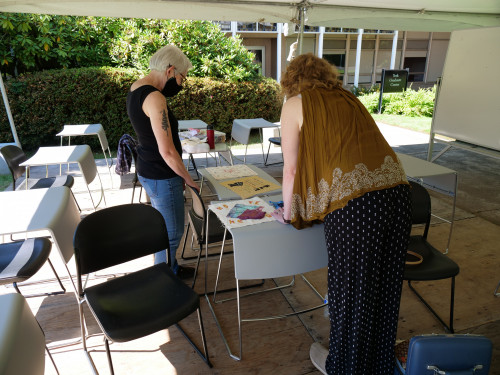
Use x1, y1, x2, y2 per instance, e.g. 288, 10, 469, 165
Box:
209, 198, 275, 229
219, 176, 281, 199
115, 134, 138, 176
291, 87, 408, 229
181, 139, 210, 153
324, 184, 412, 375
204, 164, 258, 180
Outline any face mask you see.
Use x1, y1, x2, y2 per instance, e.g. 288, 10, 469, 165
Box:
161, 77, 182, 97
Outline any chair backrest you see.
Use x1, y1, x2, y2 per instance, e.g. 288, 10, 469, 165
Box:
186, 184, 207, 240
409, 181, 431, 239
73, 204, 170, 276
405, 334, 492, 374
0, 145, 27, 187
0, 293, 46, 375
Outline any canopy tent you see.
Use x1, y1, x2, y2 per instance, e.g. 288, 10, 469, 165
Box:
1, 0, 499, 155
1, 0, 499, 32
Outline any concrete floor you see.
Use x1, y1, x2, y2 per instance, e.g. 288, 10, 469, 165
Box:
1, 122, 499, 374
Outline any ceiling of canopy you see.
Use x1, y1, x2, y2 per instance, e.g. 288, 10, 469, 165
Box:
1, 0, 499, 32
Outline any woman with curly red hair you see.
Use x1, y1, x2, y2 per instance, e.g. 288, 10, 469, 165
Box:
273, 53, 412, 374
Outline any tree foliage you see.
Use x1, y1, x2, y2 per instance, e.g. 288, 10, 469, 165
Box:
0, 13, 112, 74
0, 14, 260, 81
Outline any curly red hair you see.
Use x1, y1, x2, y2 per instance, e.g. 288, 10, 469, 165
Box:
280, 53, 340, 98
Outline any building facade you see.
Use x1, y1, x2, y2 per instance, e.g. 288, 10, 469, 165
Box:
217, 21, 450, 89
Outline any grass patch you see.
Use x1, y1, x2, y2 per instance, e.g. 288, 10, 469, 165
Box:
225, 130, 264, 149
0, 174, 12, 191
371, 114, 432, 134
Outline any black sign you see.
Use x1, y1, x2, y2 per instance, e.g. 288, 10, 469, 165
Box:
381, 69, 409, 93
378, 69, 409, 113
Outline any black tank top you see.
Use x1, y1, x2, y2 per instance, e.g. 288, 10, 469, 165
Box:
126, 85, 182, 179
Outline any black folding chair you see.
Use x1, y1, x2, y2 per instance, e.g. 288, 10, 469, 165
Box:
73, 203, 212, 373
404, 181, 460, 333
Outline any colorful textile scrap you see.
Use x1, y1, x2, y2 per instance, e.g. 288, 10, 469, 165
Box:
209, 198, 275, 228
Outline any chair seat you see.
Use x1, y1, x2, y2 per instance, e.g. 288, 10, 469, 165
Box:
269, 137, 281, 146
85, 263, 199, 342
24, 175, 74, 190
404, 236, 460, 281
0, 238, 52, 284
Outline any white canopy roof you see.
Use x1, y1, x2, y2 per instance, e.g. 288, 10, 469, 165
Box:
1, 0, 499, 32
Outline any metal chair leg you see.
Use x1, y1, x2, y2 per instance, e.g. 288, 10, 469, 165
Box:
12, 258, 66, 298
408, 278, 455, 333
174, 310, 212, 368
104, 338, 115, 375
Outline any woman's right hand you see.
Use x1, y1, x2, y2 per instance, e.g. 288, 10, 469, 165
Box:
185, 178, 199, 192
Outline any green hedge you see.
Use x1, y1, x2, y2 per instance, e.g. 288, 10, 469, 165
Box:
0, 67, 282, 151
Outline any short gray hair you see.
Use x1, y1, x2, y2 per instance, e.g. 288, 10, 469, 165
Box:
149, 45, 193, 73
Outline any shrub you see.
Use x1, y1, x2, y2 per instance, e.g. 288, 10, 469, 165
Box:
0, 67, 282, 151
357, 86, 435, 117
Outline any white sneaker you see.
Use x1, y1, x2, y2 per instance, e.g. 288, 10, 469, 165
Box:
309, 342, 328, 374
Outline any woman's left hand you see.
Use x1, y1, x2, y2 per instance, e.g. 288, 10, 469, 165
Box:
271, 207, 290, 225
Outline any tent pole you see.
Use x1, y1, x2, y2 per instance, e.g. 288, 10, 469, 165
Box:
298, 6, 306, 55
0, 74, 20, 147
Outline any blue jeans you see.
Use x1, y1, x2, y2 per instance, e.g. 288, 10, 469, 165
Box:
137, 175, 184, 273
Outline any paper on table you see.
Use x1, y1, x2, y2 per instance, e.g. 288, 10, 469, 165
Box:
209, 198, 275, 228
219, 176, 281, 199
204, 164, 257, 180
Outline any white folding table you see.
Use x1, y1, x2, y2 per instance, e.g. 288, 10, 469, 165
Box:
178, 119, 208, 130
20, 145, 106, 209
57, 124, 113, 186
231, 118, 281, 164
396, 152, 458, 253
204, 193, 328, 360
0, 187, 81, 292
198, 164, 281, 200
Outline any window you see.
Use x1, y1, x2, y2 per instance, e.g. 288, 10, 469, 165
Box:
404, 57, 426, 82
350, 40, 376, 49
257, 22, 277, 31
379, 40, 403, 49
406, 40, 429, 49
323, 40, 346, 49
214, 21, 231, 32
246, 46, 265, 75
323, 53, 345, 80
237, 22, 256, 31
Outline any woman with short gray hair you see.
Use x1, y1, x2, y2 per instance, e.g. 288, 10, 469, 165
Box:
126, 45, 197, 279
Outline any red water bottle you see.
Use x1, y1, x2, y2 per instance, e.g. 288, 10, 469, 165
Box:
207, 124, 215, 149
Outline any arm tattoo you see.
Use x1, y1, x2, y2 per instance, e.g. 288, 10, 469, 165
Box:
161, 109, 170, 136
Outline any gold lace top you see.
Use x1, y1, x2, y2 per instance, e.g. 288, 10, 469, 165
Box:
290, 87, 408, 229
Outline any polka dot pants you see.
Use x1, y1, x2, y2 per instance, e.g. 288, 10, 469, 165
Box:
324, 184, 412, 375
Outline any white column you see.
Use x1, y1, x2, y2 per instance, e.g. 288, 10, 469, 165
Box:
390, 30, 399, 69
354, 28, 363, 87
317, 26, 325, 58
277, 23, 283, 82
231, 21, 237, 37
